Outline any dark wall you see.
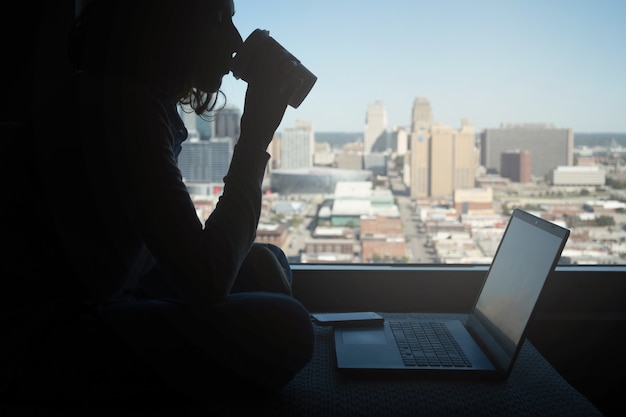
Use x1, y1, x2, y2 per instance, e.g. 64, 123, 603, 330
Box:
2, 0, 75, 125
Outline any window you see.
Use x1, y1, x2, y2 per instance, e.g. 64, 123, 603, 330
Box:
184, 0, 626, 266
13, 4, 624, 413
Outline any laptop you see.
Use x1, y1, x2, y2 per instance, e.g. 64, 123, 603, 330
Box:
333, 208, 570, 378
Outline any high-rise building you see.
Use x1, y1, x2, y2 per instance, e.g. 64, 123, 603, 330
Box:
214, 106, 241, 140
196, 116, 213, 140
364, 101, 388, 153
409, 120, 477, 198
429, 123, 455, 197
177, 137, 235, 183
411, 97, 433, 133
454, 120, 477, 190
409, 130, 430, 197
408, 97, 434, 196
501, 150, 532, 183
280, 120, 315, 169
390, 126, 409, 156
480, 124, 573, 178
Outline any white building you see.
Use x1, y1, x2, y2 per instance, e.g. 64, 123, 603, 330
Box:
549, 166, 605, 186
364, 101, 388, 153
281, 120, 315, 169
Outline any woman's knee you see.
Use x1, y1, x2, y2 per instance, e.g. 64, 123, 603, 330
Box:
219, 292, 314, 362
233, 243, 293, 294
237, 293, 314, 383
258, 242, 292, 280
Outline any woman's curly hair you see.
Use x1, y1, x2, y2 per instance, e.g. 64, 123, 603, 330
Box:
69, 0, 224, 117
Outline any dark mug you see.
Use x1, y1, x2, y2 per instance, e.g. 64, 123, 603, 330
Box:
231, 29, 317, 109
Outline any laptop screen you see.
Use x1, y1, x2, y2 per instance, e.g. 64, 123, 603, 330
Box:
467, 209, 569, 373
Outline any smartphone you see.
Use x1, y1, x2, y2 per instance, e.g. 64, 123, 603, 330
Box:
311, 312, 384, 327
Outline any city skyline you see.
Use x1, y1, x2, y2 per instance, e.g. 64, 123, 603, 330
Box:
219, 0, 626, 134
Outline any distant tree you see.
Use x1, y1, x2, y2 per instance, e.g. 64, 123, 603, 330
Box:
522, 204, 543, 211
607, 177, 626, 189
596, 215, 615, 226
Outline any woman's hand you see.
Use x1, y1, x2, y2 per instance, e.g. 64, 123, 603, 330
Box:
238, 57, 302, 150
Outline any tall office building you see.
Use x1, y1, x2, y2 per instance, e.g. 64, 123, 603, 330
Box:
390, 125, 409, 156
214, 106, 241, 140
280, 120, 315, 169
409, 130, 430, 197
454, 120, 477, 190
480, 124, 573, 178
411, 97, 433, 133
364, 101, 388, 153
429, 123, 455, 197
177, 137, 235, 183
501, 150, 532, 183
407, 97, 434, 196
196, 116, 213, 140
409, 121, 477, 198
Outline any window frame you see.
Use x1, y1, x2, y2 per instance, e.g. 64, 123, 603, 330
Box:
292, 264, 626, 315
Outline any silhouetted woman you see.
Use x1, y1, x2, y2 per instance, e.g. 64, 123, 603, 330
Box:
3, 0, 313, 405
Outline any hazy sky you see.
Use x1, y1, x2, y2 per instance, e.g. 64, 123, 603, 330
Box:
220, 0, 626, 133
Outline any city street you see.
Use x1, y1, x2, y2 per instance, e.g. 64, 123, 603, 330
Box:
388, 166, 433, 262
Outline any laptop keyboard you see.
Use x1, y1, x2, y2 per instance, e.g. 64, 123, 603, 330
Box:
389, 321, 473, 368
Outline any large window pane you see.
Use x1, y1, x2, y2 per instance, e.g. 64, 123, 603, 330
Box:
184, 0, 626, 265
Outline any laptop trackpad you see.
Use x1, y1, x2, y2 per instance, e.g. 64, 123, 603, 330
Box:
342, 328, 388, 344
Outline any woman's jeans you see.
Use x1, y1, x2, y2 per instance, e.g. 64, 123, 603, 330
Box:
7, 243, 314, 404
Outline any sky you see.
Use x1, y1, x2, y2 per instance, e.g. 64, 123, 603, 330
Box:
219, 0, 626, 134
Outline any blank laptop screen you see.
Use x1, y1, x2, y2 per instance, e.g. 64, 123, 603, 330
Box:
469, 211, 568, 370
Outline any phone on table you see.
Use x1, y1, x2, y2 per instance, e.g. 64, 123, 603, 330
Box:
311, 312, 384, 327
